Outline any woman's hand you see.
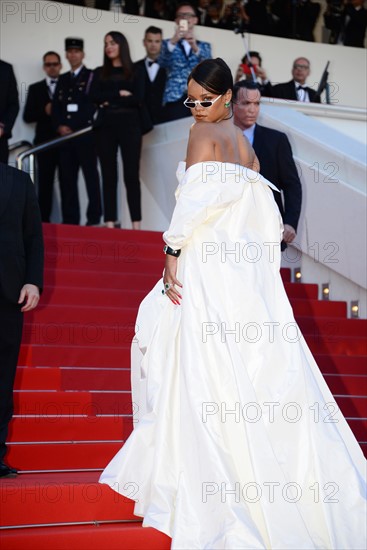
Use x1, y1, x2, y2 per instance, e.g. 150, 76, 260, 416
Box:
119, 90, 132, 97
163, 255, 183, 305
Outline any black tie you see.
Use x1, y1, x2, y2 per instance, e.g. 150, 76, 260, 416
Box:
71, 72, 77, 79
50, 79, 57, 85
297, 85, 306, 91
148, 60, 156, 67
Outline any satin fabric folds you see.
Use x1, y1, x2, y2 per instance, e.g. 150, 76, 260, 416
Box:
99, 161, 366, 549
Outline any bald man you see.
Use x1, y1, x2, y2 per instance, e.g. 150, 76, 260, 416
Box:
271, 57, 320, 103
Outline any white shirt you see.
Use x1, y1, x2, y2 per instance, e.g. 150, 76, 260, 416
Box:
46, 76, 58, 98
294, 81, 310, 102
145, 58, 160, 82
243, 124, 256, 146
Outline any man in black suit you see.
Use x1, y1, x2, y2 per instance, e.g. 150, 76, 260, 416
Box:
52, 38, 101, 226
135, 26, 167, 125
272, 57, 321, 103
233, 81, 302, 249
0, 163, 44, 477
0, 60, 19, 163
23, 51, 62, 222
343, 0, 367, 47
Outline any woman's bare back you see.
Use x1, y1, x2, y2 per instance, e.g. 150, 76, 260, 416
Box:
186, 119, 259, 171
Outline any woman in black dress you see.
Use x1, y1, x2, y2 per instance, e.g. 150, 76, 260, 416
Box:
92, 31, 146, 229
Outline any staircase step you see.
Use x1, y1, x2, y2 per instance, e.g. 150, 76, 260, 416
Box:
41, 284, 322, 310
19, 344, 130, 368
14, 367, 61, 390
7, 441, 124, 471
314, 354, 367, 375
344, 418, 367, 441
335, 395, 367, 418
303, 334, 367, 356
9, 415, 129, 443
323, 374, 367, 396
0, 522, 171, 550
297, 317, 367, 337
42, 223, 163, 244
60, 368, 131, 391
13, 390, 133, 416
0, 472, 137, 527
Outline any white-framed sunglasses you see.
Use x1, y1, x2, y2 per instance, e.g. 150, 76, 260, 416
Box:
183, 94, 223, 109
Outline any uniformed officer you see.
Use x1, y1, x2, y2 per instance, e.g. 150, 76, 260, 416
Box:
52, 37, 101, 225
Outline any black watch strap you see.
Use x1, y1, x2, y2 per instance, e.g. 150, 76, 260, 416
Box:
163, 245, 181, 257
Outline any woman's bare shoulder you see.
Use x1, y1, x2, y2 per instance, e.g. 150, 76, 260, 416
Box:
186, 123, 215, 168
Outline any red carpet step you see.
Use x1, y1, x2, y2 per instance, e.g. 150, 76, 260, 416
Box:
2, 223, 366, 550
0, 523, 171, 550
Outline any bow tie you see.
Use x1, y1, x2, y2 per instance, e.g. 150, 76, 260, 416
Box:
147, 60, 156, 67
297, 85, 307, 90
50, 79, 57, 85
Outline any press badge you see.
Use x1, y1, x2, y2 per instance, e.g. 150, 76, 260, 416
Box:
67, 104, 78, 112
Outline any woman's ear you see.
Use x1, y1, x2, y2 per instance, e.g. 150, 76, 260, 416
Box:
225, 89, 233, 103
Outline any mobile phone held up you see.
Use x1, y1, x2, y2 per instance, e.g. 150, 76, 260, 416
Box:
179, 19, 188, 33
241, 63, 257, 75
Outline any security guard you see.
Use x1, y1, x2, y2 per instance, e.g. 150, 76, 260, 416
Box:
52, 37, 101, 225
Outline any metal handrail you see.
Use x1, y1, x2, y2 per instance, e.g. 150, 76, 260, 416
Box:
9, 140, 33, 152
16, 126, 93, 180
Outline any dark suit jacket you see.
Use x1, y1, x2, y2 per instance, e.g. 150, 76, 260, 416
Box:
0, 163, 44, 304
134, 59, 166, 125
23, 80, 57, 144
344, 5, 367, 48
0, 60, 19, 138
52, 66, 95, 131
253, 124, 302, 232
271, 80, 320, 103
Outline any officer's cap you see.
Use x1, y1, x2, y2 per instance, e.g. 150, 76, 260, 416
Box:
65, 37, 84, 51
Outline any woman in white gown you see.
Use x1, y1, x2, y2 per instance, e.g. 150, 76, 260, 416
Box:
100, 58, 366, 549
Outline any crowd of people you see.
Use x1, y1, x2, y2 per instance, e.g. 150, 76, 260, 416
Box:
61, 0, 367, 47
1, 2, 330, 230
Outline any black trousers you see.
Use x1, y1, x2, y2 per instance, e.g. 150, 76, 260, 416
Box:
163, 95, 192, 123
0, 137, 9, 164
0, 299, 23, 462
36, 148, 60, 223
58, 134, 102, 225
95, 118, 142, 222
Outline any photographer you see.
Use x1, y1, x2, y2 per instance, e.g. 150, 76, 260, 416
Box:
158, 2, 212, 121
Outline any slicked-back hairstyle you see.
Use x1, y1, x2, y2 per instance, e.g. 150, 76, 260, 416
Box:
145, 26, 162, 36
43, 51, 61, 63
102, 31, 133, 80
188, 58, 233, 96
233, 80, 261, 101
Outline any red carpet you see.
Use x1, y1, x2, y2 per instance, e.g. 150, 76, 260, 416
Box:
1, 223, 366, 549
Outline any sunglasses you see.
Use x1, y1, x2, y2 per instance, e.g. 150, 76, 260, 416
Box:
184, 94, 223, 109
44, 62, 60, 67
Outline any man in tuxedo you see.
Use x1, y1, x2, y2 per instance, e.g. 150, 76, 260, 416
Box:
23, 52, 62, 222
135, 26, 167, 125
233, 81, 302, 249
0, 163, 44, 477
272, 57, 321, 103
52, 38, 101, 226
0, 60, 19, 163
158, 2, 212, 121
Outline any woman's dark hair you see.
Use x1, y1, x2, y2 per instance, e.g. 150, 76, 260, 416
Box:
187, 58, 233, 96
102, 31, 133, 79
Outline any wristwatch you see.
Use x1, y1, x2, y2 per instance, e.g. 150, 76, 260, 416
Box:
163, 245, 181, 257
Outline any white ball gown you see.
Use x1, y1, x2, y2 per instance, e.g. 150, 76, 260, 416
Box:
99, 161, 366, 549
